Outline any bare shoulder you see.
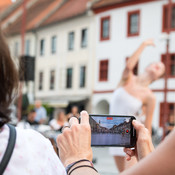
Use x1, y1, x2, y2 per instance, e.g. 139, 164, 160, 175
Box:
145, 89, 156, 102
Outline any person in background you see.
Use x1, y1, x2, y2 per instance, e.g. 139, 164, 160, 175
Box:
17, 109, 39, 129
49, 110, 69, 131
109, 39, 165, 172
27, 109, 38, 125
165, 113, 175, 135
68, 105, 80, 120
34, 100, 47, 124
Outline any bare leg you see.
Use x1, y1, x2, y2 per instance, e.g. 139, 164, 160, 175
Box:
113, 156, 125, 172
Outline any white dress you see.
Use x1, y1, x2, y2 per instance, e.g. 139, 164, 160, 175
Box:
49, 119, 69, 131
0, 124, 66, 175
109, 87, 145, 156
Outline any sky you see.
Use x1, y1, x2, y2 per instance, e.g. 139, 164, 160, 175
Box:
91, 116, 130, 129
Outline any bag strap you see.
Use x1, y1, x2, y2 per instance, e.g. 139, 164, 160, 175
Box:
0, 124, 16, 174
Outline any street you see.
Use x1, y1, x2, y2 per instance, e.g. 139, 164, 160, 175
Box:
92, 147, 119, 175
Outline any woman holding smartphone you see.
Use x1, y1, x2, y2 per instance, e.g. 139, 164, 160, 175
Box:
58, 111, 175, 175
109, 39, 165, 172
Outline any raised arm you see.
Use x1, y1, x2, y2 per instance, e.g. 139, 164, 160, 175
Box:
119, 39, 155, 86
126, 39, 155, 71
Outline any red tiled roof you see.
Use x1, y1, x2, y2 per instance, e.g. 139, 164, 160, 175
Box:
0, 0, 12, 7
92, 0, 132, 9
92, 0, 156, 13
40, 0, 90, 27
0, 0, 12, 16
5, 0, 62, 35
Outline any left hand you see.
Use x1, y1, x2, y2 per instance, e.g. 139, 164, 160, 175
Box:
57, 111, 92, 167
124, 120, 154, 161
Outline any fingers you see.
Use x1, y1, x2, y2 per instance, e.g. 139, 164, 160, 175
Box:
61, 126, 69, 133
80, 111, 89, 125
124, 148, 135, 161
132, 120, 144, 131
69, 117, 79, 127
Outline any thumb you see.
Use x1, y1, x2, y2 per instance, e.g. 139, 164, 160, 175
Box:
132, 120, 144, 131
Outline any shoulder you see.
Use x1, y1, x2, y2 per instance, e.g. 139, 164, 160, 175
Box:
15, 127, 66, 174
16, 127, 49, 145
145, 89, 156, 103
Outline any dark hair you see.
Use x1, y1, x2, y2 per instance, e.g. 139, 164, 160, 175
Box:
29, 109, 36, 113
0, 29, 19, 127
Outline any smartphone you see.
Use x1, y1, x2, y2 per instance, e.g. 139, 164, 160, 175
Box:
89, 114, 136, 147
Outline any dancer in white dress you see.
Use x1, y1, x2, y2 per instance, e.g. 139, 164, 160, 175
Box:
109, 39, 165, 172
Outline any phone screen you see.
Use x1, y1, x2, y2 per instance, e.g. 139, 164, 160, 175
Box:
89, 115, 136, 147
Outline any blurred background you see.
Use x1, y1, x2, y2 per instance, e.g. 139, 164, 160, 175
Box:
0, 0, 175, 174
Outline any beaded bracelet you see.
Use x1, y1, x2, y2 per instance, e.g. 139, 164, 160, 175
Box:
68, 165, 98, 175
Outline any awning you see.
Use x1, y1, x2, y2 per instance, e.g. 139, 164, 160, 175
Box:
47, 100, 68, 108
39, 95, 89, 108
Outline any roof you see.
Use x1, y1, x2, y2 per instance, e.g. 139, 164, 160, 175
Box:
92, 0, 132, 9
40, 0, 90, 28
92, 0, 157, 13
0, 0, 12, 16
5, 0, 63, 35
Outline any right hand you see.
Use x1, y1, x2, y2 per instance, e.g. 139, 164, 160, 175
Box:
124, 120, 154, 161
142, 39, 155, 47
57, 111, 92, 167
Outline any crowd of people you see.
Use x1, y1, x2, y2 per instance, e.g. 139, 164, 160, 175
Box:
0, 26, 175, 175
17, 99, 80, 132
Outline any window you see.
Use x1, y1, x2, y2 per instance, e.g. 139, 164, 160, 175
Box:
66, 68, 73, 88
81, 29, 88, 48
50, 70, 55, 90
127, 10, 140, 37
160, 103, 175, 127
68, 32, 74, 50
38, 72, 43, 90
40, 39, 45, 56
80, 66, 86, 88
161, 54, 175, 77
14, 42, 19, 57
25, 39, 30, 56
51, 36, 57, 54
162, 4, 175, 32
126, 57, 138, 75
99, 60, 109, 81
100, 16, 110, 41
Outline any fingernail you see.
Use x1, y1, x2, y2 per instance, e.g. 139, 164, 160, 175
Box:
133, 120, 138, 124
127, 151, 130, 155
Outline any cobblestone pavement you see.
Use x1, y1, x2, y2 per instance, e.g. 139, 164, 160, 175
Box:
92, 147, 119, 175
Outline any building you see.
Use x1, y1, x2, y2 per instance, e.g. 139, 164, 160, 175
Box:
34, 0, 96, 112
1, 0, 96, 113
92, 0, 175, 130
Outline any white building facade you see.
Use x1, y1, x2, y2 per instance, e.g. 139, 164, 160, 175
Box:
92, 0, 175, 130
35, 13, 96, 112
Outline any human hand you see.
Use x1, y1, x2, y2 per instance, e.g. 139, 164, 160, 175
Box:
142, 39, 155, 47
124, 120, 154, 161
57, 111, 92, 167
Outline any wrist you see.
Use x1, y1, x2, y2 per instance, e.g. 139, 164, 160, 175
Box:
142, 42, 147, 47
64, 157, 91, 167
66, 159, 94, 175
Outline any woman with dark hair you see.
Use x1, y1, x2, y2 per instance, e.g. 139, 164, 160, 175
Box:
0, 30, 18, 128
0, 29, 66, 174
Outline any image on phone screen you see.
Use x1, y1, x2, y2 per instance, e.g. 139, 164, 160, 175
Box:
89, 115, 136, 147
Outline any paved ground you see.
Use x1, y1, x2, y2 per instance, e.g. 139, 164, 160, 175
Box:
92, 147, 119, 175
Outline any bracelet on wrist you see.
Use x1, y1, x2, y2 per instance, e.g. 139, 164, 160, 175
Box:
68, 165, 98, 175
66, 159, 94, 174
